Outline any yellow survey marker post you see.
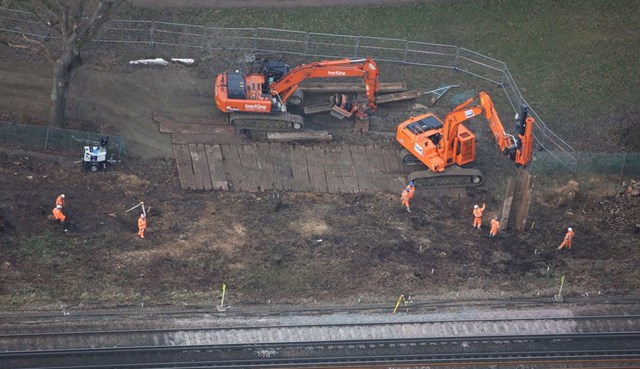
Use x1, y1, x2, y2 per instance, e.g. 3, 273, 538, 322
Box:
217, 283, 227, 312
392, 294, 407, 314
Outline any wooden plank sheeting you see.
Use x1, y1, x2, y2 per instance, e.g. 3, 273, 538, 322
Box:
188, 144, 213, 190
176, 143, 422, 195
289, 146, 312, 191
269, 144, 294, 191
237, 144, 262, 192
173, 145, 197, 190
304, 146, 329, 193
323, 147, 345, 193
337, 146, 358, 193
350, 145, 372, 192
254, 143, 277, 190
220, 145, 244, 192
204, 144, 229, 191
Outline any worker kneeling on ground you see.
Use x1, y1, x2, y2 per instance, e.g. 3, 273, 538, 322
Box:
473, 203, 486, 229
558, 227, 574, 250
138, 213, 147, 239
401, 181, 415, 213
489, 216, 500, 237
52, 205, 66, 222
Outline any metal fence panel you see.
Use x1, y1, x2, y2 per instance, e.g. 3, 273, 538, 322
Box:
404, 41, 458, 68
305, 32, 359, 59
456, 47, 506, 85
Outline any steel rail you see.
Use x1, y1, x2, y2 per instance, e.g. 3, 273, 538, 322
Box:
1, 314, 640, 339
2, 337, 640, 369
2, 331, 640, 357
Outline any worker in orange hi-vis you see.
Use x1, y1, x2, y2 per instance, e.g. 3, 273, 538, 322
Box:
489, 216, 500, 237
558, 227, 575, 250
400, 181, 415, 213
55, 194, 65, 208
52, 205, 66, 222
137, 213, 147, 239
472, 203, 486, 229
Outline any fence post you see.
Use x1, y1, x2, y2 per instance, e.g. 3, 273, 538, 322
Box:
44, 127, 49, 150
354, 36, 359, 58
304, 32, 309, 56
150, 21, 155, 48
403, 40, 409, 63
453, 47, 460, 70
621, 152, 627, 176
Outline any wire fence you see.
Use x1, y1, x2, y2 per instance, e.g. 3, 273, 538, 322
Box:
0, 7, 592, 173
0, 121, 126, 157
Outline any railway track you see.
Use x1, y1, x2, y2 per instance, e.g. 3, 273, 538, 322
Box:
2, 332, 639, 368
2, 314, 640, 368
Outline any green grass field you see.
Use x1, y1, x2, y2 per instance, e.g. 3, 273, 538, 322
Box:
136, 0, 639, 151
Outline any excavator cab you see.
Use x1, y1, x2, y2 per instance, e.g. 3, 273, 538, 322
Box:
259, 59, 289, 88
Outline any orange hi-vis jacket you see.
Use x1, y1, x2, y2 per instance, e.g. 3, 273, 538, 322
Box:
473, 204, 486, 218
52, 207, 65, 222
401, 185, 415, 200
490, 218, 500, 235
56, 195, 65, 207
138, 216, 147, 231
564, 229, 575, 243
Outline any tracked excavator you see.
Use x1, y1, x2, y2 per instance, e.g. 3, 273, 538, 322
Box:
214, 57, 379, 133
395, 91, 534, 188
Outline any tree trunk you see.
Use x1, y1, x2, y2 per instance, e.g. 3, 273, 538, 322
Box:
49, 48, 81, 128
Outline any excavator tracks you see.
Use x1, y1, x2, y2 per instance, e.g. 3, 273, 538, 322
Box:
230, 112, 304, 132
408, 167, 484, 189
400, 148, 484, 189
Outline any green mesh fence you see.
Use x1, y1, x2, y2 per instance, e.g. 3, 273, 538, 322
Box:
531, 151, 640, 176
0, 121, 126, 157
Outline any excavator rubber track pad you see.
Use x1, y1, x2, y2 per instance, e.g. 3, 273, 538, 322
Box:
230, 112, 304, 132
408, 167, 484, 189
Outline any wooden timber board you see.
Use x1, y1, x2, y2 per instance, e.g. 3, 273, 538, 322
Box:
350, 145, 372, 192
172, 134, 244, 145
173, 145, 197, 190
219, 145, 245, 192
188, 144, 213, 190
304, 146, 329, 193
204, 144, 229, 191
289, 146, 312, 191
337, 146, 358, 193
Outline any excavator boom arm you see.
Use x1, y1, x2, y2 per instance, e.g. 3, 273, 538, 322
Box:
441, 92, 521, 164
270, 57, 379, 110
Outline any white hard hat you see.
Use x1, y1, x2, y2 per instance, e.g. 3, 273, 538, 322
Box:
140, 213, 146, 217
61, 194, 65, 198
56, 205, 62, 209
568, 227, 572, 231
474, 205, 479, 209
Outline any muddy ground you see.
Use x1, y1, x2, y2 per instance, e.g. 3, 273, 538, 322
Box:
0, 2, 639, 310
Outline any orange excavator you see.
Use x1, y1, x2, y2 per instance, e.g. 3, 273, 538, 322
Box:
395, 91, 534, 188
214, 57, 379, 133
